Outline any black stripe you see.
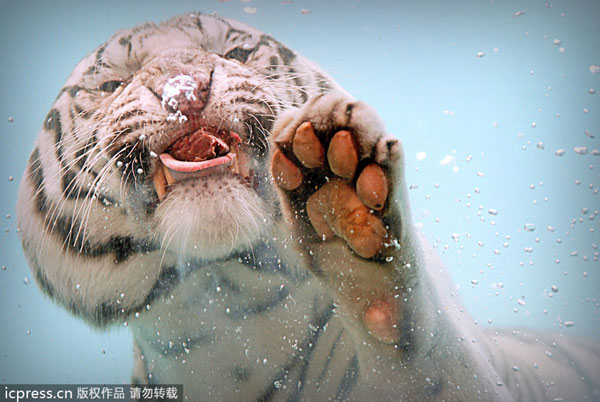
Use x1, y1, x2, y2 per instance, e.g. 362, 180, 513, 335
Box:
94, 264, 178, 327
45, 108, 62, 151
29, 148, 47, 214
225, 27, 247, 42
345, 103, 355, 124
287, 67, 308, 103
274, 40, 296, 65
46, 107, 111, 202
228, 286, 289, 320
256, 304, 336, 402
147, 332, 213, 359
335, 354, 359, 401
28, 149, 157, 263
73, 104, 90, 119
119, 35, 132, 57
85, 43, 109, 76
56, 85, 83, 99
317, 329, 345, 383
288, 305, 337, 402
232, 242, 292, 277
75, 136, 96, 170
194, 16, 204, 32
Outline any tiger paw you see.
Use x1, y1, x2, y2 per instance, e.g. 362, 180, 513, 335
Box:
271, 91, 403, 260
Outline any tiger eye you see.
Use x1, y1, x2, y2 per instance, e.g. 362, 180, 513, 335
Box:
98, 80, 123, 92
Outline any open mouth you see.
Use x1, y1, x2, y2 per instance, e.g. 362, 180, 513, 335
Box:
153, 126, 243, 200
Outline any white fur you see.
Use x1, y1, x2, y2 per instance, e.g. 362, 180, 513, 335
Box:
153, 175, 271, 262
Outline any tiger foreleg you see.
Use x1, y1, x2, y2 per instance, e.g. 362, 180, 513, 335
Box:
270, 91, 514, 400
271, 91, 419, 346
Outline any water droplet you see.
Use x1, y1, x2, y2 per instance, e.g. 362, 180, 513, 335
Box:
416, 151, 426, 161
564, 321, 575, 327
440, 155, 454, 166
116, 161, 123, 168
452, 233, 460, 241
23, 277, 30, 285
524, 223, 536, 232
149, 151, 157, 158
7, 116, 14, 123
531, 122, 537, 128
517, 299, 526, 306
385, 256, 394, 262
590, 65, 600, 74
513, 10, 525, 17
300, 8, 312, 15
551, 285, 558, 293
476, 51, 485, 58
555, 149, 565, 156
471, 279, 479, 285
512, 366, 520, 372
8, 176, 13, 182
136, 168, 144, 174
574, 146, 588, 155
589, 88, 597, 95
553, 39, 562, 46
488, 208, 498, 216
244, 7, 258, 14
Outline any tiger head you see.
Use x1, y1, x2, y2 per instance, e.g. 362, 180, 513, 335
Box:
46, 14, 329, 262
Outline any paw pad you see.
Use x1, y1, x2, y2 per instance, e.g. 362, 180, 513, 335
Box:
272, 121, 391, 259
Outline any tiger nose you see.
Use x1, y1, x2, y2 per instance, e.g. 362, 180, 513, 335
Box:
161, 73, 211, 118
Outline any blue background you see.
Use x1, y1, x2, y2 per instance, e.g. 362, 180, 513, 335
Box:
0, 0, 598, 384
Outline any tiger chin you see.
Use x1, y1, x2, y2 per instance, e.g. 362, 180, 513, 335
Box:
16, 13, 599, 402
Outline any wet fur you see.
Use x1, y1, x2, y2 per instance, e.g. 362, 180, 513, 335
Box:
17, 13, 599, 401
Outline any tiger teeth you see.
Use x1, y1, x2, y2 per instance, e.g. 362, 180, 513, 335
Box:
229, 154, 240, 174
153, 152, 249, 202
163, 164, 176, 186
153, 164, 168, 201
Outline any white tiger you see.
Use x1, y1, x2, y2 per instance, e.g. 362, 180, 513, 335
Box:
16, 13, 599, 401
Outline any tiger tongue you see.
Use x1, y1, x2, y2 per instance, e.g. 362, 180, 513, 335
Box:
168, 128, 229, 162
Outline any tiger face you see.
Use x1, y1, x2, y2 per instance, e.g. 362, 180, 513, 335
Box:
47, 15, 329, 262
